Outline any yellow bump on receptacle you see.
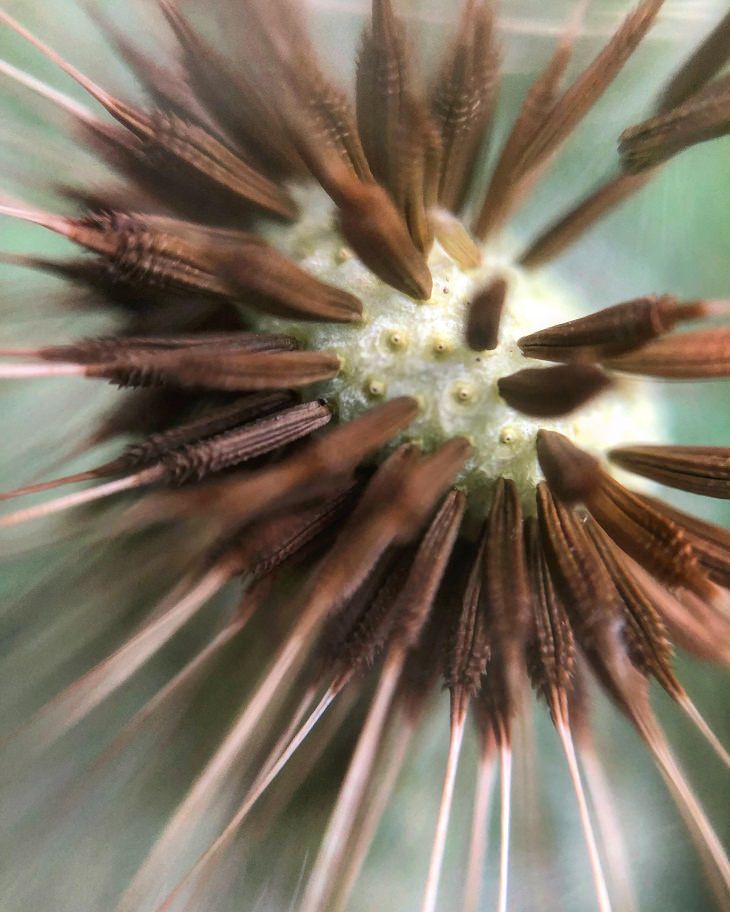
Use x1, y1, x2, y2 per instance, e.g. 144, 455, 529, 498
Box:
452, 382, 476, 404
499, 425, 520, 445
365, 378, 387, 398
431, 337, 453, 357
386, 329, 409, 351
255, 186, 665, 502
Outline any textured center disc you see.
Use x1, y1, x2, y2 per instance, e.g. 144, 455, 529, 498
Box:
258, 190, 664, 506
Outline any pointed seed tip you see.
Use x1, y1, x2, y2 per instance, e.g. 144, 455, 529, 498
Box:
537, 430, 602, 504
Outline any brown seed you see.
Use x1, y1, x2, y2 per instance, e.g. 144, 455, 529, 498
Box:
342, 443, 422, 531
431, 0, 499, 213
389, 438, 473, 546
589, 474, 714, 600
159, 0, 305, 176
81, 210, 227, 296
140, 109, 299, 218
639, 493, 730, 587
88, 349, 341, 393
257, 0, 372, 180
498, 364, 612, 417
536, 429, 603, 503
0, 205, 223, 299
519, 9, 730, 266
323, 550, 409, 686
517, 295, 697, 363
518, 171, 653, 268
445, 533, 490, 698
56, 210, 363, 324
620, 75, 730, 172
85, 2, 211, 126
536, 483, 620, 638
356, 0, 412, 196
610, 445, 730, 499
536, 485, 632, 726
308, 448, 464, 635
0, 392, 294, 501
604, 328, 730, 378
514, 0, 666, 178
141, 397, 421, 530
586, 521, 680, 697
395, 102, 437, 254
354, 1, 436, 251
630, 563, 730, 665
336, 180, 433, 300
536, 484, 646, 725
524, 516, 575, 717
155, 401, 333, 485
225, 485, 360, 582
388, 488, 467, 653
117, 392, 294, 468
0, 8, 298, 219
466, 278, 507, 351
402, 569, 463, 720
211, 239, 363, 324
474, 18, 573, 239
29, 333, 297, 365
483, 479, 531, 644
480, 478, 531, 722
537, 432, 715, 599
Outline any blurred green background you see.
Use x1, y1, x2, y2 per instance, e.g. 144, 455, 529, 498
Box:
0, 2, 728, 911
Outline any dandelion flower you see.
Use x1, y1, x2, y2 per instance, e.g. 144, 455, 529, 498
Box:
0, 2, 728, 911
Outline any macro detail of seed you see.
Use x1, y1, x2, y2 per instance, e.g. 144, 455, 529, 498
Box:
253, 187, 660, 506
0, 2, 728, 912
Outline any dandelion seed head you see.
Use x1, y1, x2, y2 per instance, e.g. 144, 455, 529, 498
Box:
258, 186, 663, 505
0, 1, 728, 910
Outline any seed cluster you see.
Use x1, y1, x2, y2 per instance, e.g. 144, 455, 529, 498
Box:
0, 2, 728, 912
258, 188, 663, 506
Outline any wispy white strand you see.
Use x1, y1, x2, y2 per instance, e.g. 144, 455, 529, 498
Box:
43, 613, 249, 841
116, 609, 320, 912
0, 472, 149, 528
156, 687, 338, 912
462, 746, 497, 912
420, 709, 467, 912
0, 56, 96, 122
0, 361, 86, 379
579, 742, 639, 912
298, 656, 403, 912
678, 695, 730, 768
92, 615, 250, 774
17, 564, 230, 746
332, 715, 416, 912
557, 721, 613, 912
638, 714, 730, 895
497, 744, 513, 912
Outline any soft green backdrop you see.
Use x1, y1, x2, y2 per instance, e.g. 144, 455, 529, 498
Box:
0, 2, 727, 911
